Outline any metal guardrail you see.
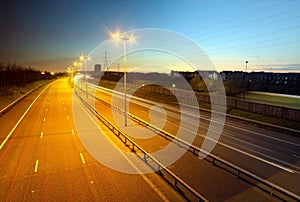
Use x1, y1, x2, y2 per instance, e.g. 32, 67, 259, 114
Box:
0, 89, 33, 115
74, 90, 208, 202
86, 84, 300, 202
0, 80, 52, 115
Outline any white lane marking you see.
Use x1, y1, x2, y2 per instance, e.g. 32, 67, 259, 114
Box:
94, 84, 300, 147
0, 83, 52, 150
67, 116, 69, 120
95, 86, 300, 173
195, 130, 296, 173
75, 96, 169, 202
224, 133, 236, 137
71, 129, 75, 135
43, 117, 46, 122
64, 107, 67, 111
93, 86, 296, 173
292, 154, 300, 159
45, 108, 48, 112
40, 132, 44, 139
223, 122, 300, 147
79, 153, 86, 164
34, 160, 39, 173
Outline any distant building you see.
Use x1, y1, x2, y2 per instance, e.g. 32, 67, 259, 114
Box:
171, 70, 195, 82
171, 70, 220, 82
221, 71, 300, 95
94, 64, 101, 73
196, 70, 219, 80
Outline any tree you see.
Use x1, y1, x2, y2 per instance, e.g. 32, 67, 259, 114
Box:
190, 75, 207, 92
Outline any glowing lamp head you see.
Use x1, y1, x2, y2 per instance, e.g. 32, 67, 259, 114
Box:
128, 34, 136, 44
111, 31, 121, 42
79, 55, 85, 61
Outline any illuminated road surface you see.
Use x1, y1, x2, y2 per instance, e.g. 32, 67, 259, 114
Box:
0, 79, 184, 201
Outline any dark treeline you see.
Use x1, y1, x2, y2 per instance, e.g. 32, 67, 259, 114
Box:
0, 62, 55, 91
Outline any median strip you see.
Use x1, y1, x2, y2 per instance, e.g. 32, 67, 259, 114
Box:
75, 90, 207, 202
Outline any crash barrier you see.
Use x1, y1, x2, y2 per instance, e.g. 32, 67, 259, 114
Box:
75, 90, 208, 202
85, 83, 300, 202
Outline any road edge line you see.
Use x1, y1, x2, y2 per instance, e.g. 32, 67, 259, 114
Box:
0, 81, 54, 150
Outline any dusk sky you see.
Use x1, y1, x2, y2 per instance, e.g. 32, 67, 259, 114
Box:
1, 0, 300, 72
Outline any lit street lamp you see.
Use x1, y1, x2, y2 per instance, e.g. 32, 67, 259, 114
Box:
79, 55, 90, 98
111, 31, 136, 126
243, 61, 248, 101
73, 62, 79, 88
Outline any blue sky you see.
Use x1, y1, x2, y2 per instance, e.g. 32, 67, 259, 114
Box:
1, 0, 300, 72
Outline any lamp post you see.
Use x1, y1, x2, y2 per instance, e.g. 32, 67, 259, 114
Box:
111, 31, 135, 126
80, 55, 90, 99
73, 62, 79, 88
243, 61, 248, 101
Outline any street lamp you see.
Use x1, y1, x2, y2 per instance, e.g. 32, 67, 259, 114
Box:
73, 62, 79, 88
111, 31, 136, 126
243, 61, 248, 101
79, 55, 90, 98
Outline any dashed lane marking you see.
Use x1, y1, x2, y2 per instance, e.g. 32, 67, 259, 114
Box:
79, 153, 86, 164
34, 160, 39, 173
0, 83, 51, 150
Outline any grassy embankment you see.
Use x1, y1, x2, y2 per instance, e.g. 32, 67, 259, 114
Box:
97, 80, 300, 131
240, 91, 300, 110
0, 80, 52, 110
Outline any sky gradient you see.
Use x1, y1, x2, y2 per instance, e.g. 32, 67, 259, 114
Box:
1, 0, 300, 72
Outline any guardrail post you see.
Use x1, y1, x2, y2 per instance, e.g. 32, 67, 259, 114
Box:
270, 186, 273, 196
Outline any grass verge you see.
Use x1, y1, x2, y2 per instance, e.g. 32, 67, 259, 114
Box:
0, 79, 53, 110
227, 108, 300, 131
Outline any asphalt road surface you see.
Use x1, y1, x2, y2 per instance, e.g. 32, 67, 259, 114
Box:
0, 78, 184, 202
77, 79, 300, 201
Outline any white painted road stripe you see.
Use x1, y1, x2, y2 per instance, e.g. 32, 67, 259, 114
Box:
80, 153, 86, 164
34, 160, 39, 173
40, 132, 44, 139
292, 154, 300, 159
0, 83, 51, 150
94, 84, 300, 147
71, 129, 75, 135
43, 117, 46, 122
